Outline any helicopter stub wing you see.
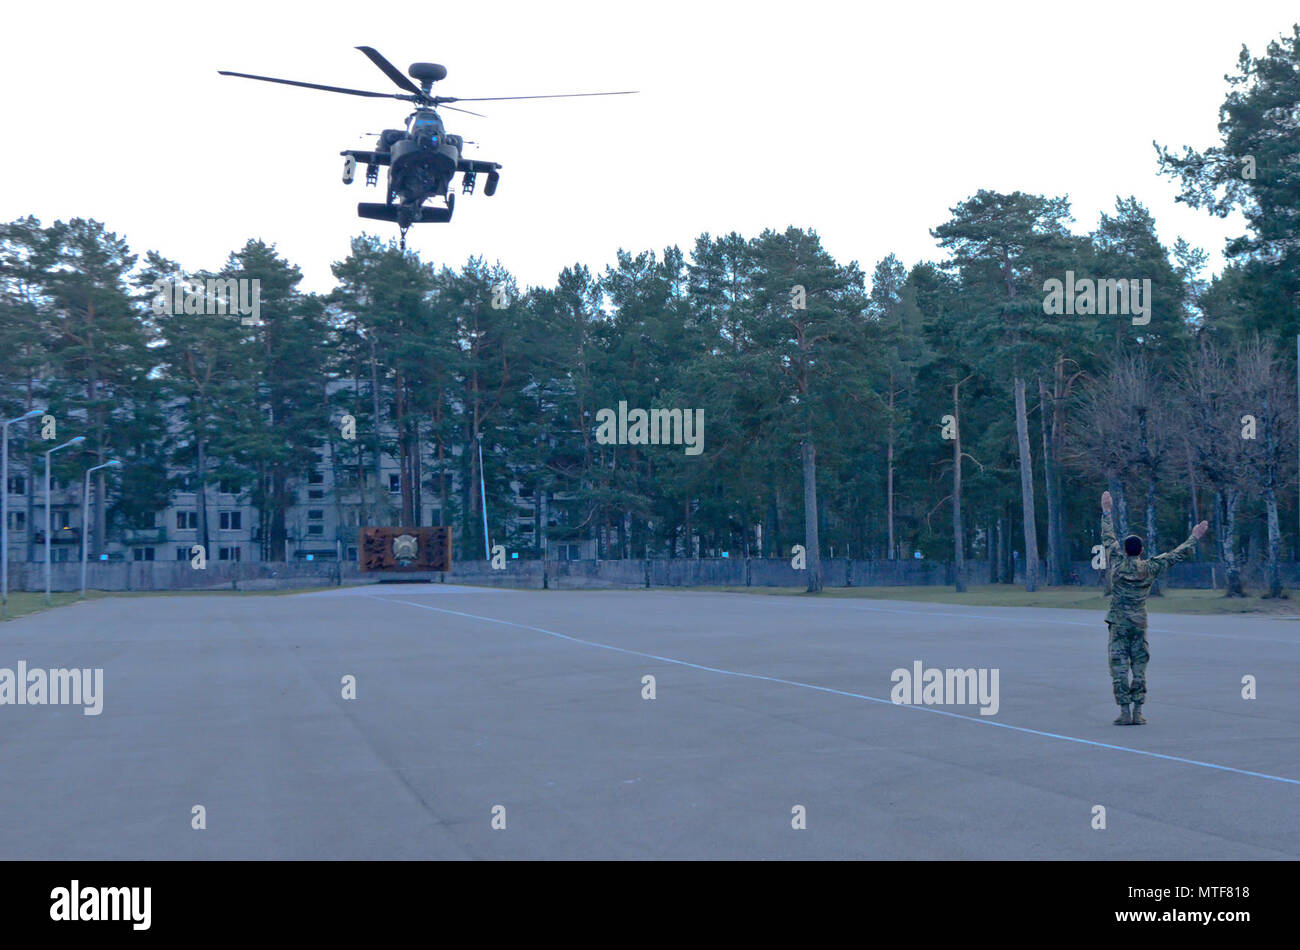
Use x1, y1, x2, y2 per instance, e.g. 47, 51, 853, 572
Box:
341, 148, 392, 166
456, 158, 501, 173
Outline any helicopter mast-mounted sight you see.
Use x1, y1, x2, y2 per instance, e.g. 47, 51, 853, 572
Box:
218, 46, 637, 246
408, 62, 448, 89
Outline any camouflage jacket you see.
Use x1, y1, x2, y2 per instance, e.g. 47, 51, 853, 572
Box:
1101, 511, 1198, 627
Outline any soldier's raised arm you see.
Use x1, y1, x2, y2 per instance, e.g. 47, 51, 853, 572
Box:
1100, 491, 1121, 562
1150, 520, 1209, 578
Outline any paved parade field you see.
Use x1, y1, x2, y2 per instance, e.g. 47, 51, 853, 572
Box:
2, 584, 1297, 860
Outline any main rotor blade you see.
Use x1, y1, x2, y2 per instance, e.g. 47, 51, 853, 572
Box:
355, 46, 422, 95
439, 104, 488, 118
218, 70, 402, 100
437, 90, 638, 103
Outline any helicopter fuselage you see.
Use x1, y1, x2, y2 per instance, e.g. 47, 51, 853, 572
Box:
390, 111, 460, 201
341, 108, 500, 228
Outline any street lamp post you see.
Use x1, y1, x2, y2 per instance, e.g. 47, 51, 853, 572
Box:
2, 408, 45, 618
81, 459, 121, 598
44, 436, 85, 605
478, 435, 490, 561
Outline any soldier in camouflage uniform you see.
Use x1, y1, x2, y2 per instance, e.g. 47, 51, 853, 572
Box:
1100, 491, 1208, 725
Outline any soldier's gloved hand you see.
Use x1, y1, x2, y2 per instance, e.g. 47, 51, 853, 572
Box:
1192, 520, 1209, 540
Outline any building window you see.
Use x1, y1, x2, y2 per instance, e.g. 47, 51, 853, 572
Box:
176, 547, 189, 561
218, 546, 242, 561
133, 547, 155, 561
6, 475, 25, 495
347, 546, 358, 561
308, 471, 324, 485
53, 511, 71, 530
219, 511, 242, 531
308, 509, 323, 521
176, 511, 197, 530
307, 524, 324, 536
307, 489, 324, 500
218, 478, 241, 495
389, 474, 400, 494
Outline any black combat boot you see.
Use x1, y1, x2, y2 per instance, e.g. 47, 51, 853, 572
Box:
1113, 703, 1132, 725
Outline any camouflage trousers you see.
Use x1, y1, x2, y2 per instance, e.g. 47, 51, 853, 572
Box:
1107, 621, 1149, 705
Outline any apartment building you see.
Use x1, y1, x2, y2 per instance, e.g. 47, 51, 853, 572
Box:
3, 431, 594, 565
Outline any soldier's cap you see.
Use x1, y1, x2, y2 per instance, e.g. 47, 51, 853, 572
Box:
1123, 535, 1144, 557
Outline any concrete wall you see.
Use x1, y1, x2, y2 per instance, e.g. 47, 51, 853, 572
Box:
15, 556, 1300, 593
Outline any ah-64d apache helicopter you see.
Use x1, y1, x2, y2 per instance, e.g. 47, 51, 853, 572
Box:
219, 47, 636, 246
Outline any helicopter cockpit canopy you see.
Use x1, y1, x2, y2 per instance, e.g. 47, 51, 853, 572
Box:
408, 111, 444, 141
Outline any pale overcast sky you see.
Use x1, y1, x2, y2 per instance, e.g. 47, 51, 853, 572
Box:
0, 0, 1294, 293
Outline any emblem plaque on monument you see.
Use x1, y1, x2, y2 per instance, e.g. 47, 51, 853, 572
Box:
359, 527, 453, 572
